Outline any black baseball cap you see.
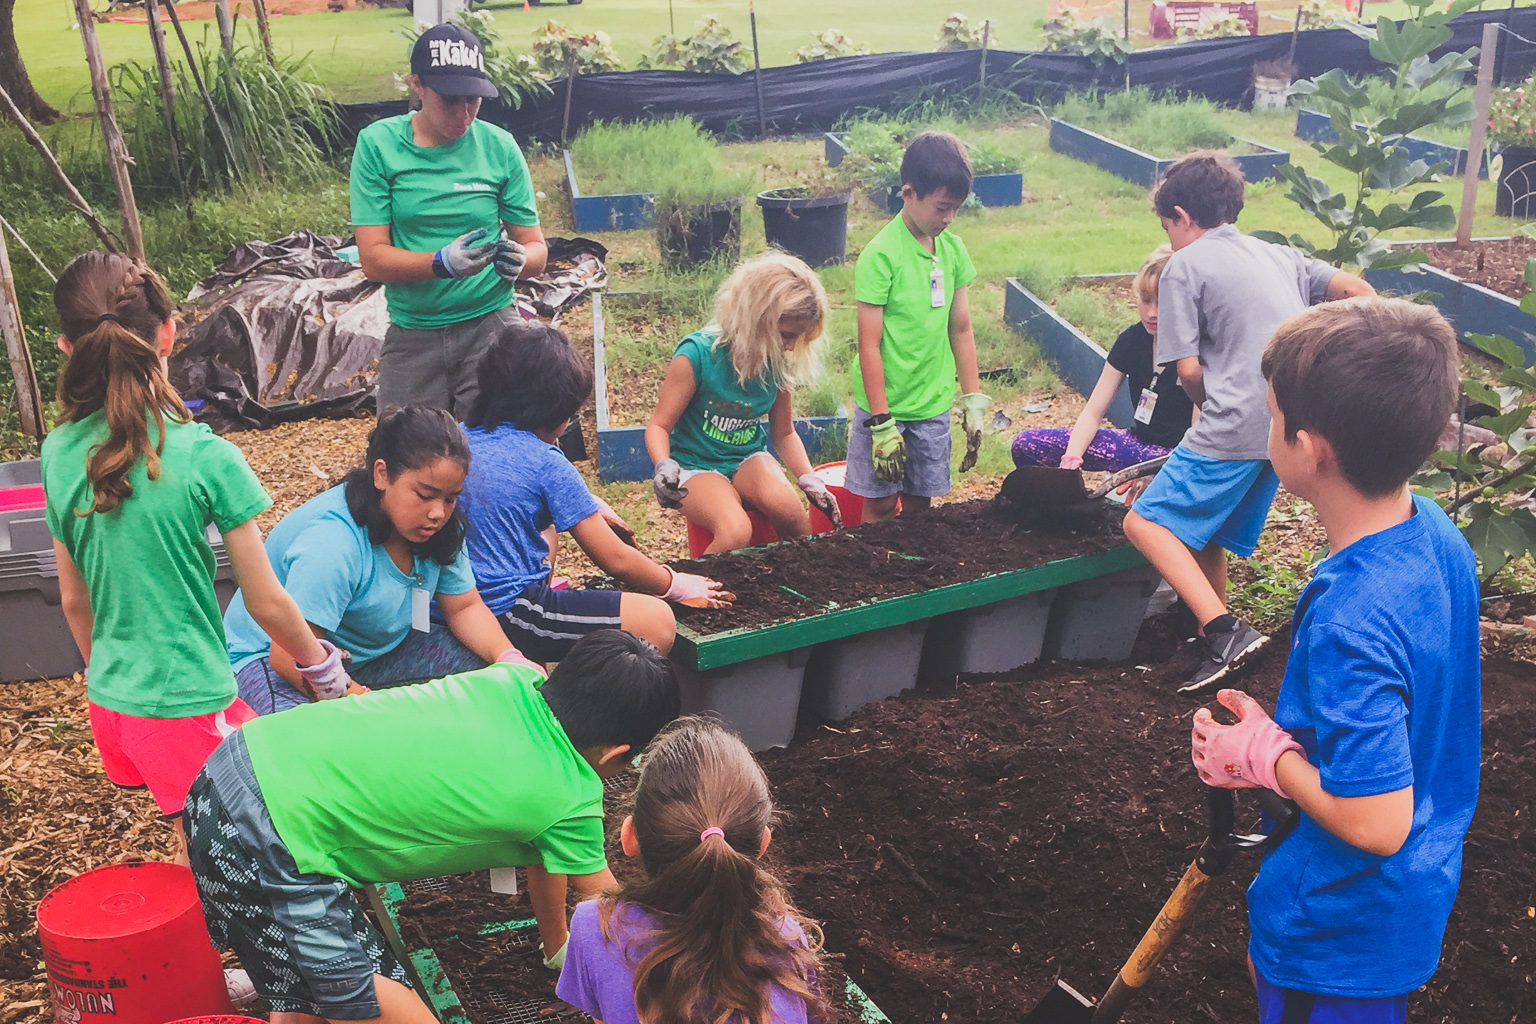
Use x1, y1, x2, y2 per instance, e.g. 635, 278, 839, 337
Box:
411, 23, 498, 99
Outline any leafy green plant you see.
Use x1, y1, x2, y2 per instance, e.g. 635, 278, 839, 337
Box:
796, 29, 871, 63
936, 13, 991, 51
647, 16, 749, 74
1041, 8, 1131, 64
1296, 0, 1348, 30
1252, 0, 1480, 270
1487, 72, 1536, 147
402, 11, 549, 109
970, 141, 1018, 175
111, 39, 338, 194
1181, 11, 1251, 39
530, 20, 623, 78
1233, 544, 1321, 630
1054, 88, 1233, 155
834, 120, 905, 192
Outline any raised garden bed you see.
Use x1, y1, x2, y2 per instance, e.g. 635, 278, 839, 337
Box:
1294, 108, 1488, 179
822, 132, 1024, 208
562, 150, 654, 233
590, 290, 846, 482
1003, 275, 1137, 427
1048, 118, 1288, 189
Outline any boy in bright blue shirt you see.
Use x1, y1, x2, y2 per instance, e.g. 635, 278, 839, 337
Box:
1191, 297, 1480, 1024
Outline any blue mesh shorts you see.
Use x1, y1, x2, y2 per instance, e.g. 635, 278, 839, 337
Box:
185, 732, 410, 1018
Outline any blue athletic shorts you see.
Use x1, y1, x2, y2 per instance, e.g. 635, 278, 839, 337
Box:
1131, 447, 1279, 557
497, 581, 624, 662
1256, 971, 1408, 1024
846, 405, 953, 500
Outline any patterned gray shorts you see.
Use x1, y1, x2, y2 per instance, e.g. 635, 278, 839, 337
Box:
185, 732, 410, 1018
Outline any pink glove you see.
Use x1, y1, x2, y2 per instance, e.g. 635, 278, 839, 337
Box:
798, 473, 842, 528
1059, 454, 1084, 470
1191, 689, 1305, 798
663, 568, 734, 608
497, 647, 547, 679
295, 639, 350, 701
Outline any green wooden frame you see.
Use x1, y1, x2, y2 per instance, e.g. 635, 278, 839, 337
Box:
673, 543, 1148, 672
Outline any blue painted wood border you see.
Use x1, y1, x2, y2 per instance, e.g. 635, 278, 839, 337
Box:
1366, 253, 1536, 366
563, 149, 655, 232
591, 291, 849, 482
825, 132, 1023, 207
1003, 276, 1136, 427
1048, 118, 1288, 189
1294, 108, 1488, 180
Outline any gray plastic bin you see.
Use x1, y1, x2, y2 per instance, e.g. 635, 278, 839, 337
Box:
0, 459, 40, 488
672, 647, 811, 752
802, 618, 931, 722
1044, 565, 1162, 662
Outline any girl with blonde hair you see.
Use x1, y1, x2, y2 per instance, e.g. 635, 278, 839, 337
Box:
645, 251, 840, 553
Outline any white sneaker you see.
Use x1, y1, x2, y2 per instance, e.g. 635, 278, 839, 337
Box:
225, 967, 259, 1010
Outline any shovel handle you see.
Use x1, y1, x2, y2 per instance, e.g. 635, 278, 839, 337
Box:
1086, 455, 1171, 500
1092, 858, 1217, 1023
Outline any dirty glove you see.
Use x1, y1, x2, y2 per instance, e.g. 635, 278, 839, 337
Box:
663, 567, 734, 608
497, 646, 547, 679
798, 473, 842, 528
295, 639, 350, 701
653, 458, 688, 509
1191, 689, 1305, 799
540, 940, 567, 972
867, 414, 906, 484
958, 392, 990, 473
493, 238, 528, 282
432, 228, 497, 279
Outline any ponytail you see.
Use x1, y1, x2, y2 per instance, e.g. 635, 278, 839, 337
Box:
53, 251, 186, 515
602, 717, 826, 1024
342, 405, 471, 565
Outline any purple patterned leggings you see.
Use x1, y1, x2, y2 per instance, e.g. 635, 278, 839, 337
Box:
1010, 427, 1171, 472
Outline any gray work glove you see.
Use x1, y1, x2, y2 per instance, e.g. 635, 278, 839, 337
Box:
432, 228, 497, 279
653, 458, 687, 509
798, 472, 842, 528
493, 238, 528, 282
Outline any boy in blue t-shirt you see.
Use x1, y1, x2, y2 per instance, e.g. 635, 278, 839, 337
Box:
1191, 297, 1480, 1024
1125, 151, 1375, 692
460, 321, 730, 659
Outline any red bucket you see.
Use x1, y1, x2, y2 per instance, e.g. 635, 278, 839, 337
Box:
805, 461, 894, 531
38, 862, 233, 1024
0, 484, 45, 512
686, 509, 780, 557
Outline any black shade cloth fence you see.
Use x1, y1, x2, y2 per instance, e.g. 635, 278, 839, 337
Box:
334, 8, 1536, 146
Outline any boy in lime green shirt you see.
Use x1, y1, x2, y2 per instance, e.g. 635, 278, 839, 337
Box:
185, 630, 679, 1022
849, 130, 990, 521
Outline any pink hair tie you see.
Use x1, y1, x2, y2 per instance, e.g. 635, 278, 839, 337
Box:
699, 827, 725, 843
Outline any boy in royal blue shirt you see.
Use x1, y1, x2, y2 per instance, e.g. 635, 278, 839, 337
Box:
1191, 297, 1480, 1024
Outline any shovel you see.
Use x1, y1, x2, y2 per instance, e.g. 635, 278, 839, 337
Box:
996, 455, 1170, 529
1022, 786, 1300, 1024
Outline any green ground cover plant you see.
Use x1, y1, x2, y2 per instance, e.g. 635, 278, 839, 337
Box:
1053, 88, 1239, 156
570, 117, 728, 195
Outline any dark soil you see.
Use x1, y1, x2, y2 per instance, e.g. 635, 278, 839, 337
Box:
1481, 590, 1536, 625
758, 613, 1535, 1024
1421, 236, 1536, 300
672, 498, 1127, 634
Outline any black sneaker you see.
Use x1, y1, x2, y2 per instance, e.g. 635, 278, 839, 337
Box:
1178, 618, 1268, 694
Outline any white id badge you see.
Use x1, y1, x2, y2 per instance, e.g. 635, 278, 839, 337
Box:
489, 867, 519, 894
1134, 387, 1158, 425
411, 586, 430, 632
929, 266, 945, 308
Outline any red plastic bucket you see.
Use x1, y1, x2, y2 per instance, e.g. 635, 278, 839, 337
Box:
38, 862, 233, 1024
807, 461, 886, 532
686, 509, 780, 557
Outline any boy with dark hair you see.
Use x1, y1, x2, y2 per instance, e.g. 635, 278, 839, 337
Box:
1192, 297, 1479, 1024
186, 629, 681, 1023
848, 130, 990, 520
1125, 150, 1375, 692
459, 322, 729, 660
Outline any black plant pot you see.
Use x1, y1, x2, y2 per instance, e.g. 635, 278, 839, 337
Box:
757, 188, 853, 268
656, 199, 742, 270
1496, 145, 1536, 218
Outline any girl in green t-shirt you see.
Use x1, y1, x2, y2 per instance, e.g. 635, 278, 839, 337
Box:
644, 252, 842, 554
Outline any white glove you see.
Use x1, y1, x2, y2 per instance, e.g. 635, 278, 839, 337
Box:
798, 473, 842, 528
295, 639, 350, 701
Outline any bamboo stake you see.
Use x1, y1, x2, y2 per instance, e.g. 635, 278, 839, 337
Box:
1457, 23, 1499, 247
73, 0, 145, 262
214, 0, 235, 57
0, 227, 47, 439
560, 51, 577, 147
0, 82, 123, 253
143, 0, 189, 199
250, 0, 276, 64
164, 0, 238, 172
979, 19, 990, 89
749, 1, 766, 140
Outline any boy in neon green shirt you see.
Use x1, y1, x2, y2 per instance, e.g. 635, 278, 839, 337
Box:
849, 130, 990, 521
185, 630, 679, 1021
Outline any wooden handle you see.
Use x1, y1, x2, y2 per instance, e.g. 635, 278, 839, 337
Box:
1093, 859, 1215, 1024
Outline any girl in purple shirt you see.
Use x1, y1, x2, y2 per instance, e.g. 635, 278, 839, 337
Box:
557, 717, 824, 1024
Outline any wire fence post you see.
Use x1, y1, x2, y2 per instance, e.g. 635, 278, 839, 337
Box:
979, 19, 990, 89
0, 227, 46, 440
750, 1, 767, 140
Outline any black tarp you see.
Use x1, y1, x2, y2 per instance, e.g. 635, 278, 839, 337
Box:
169, 232, 607, 434
333, 8, 1536, 145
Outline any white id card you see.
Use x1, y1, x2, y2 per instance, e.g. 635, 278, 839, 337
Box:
929, 265, 945, 308
411, 586, 430, 632
489, 867, 519, 894
1134, 387, 1158, 425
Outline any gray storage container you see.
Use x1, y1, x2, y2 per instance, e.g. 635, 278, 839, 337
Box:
672, 647, 811, 752
802, 618, 931, 722
0, 459, 41, 488
1044, 565, 1163, 662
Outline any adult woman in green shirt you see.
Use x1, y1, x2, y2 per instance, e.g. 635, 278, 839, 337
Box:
351, 23, 548, 415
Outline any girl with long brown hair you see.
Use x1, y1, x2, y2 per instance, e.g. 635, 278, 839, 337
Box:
41, 251, 346, 863
556, 716, 827, 1024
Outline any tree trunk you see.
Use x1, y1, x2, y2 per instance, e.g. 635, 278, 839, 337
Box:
0, 0, 62, 125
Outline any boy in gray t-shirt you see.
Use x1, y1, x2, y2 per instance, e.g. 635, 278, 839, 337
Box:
1124, 151, 1374, 693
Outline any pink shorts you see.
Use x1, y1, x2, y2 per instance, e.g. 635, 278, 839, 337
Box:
88, 698, 257, 816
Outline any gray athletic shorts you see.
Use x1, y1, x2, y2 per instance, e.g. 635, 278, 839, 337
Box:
378, 306, 524, 416
845, 405, 953, 499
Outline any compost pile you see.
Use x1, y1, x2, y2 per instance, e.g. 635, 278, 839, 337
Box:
757, 614, 1535, 1024
672, 498, 1127, 633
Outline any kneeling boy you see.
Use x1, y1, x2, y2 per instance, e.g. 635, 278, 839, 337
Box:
186, 629, 678, 1022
